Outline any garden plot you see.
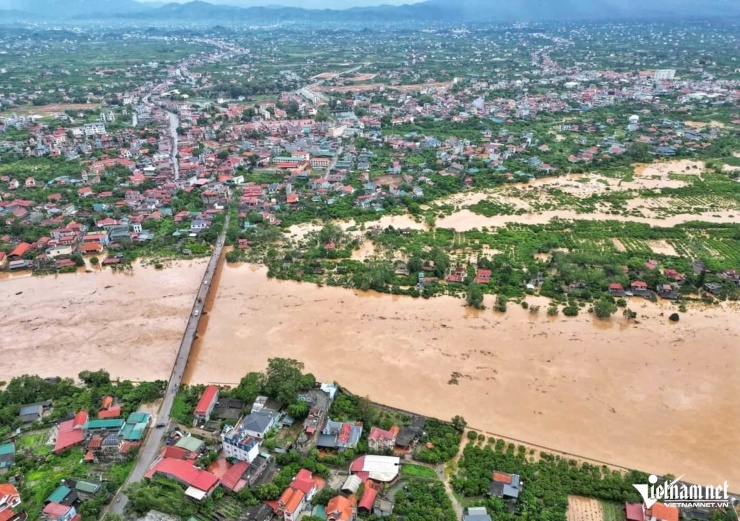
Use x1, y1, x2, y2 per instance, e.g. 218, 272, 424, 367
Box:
566, 496, 605, 521
646, 240, 679, 256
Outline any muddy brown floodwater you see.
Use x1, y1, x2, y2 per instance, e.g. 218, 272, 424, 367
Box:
187, 264, 740, 485
0, 259, 207, 383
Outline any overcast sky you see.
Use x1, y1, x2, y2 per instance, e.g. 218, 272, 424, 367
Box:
138, 0, 425, 7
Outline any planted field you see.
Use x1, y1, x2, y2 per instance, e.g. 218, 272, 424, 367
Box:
401, 464, 438, 479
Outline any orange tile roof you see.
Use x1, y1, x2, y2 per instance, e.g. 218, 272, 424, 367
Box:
648, 502, 679, 521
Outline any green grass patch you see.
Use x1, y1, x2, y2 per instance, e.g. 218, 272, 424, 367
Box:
601, 501, 627, 521
401, 464, 438, 479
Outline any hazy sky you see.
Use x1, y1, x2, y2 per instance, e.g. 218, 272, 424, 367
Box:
138, 0, 425, 7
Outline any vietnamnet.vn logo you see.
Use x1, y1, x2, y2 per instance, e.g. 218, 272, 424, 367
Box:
633, 474, 732, 509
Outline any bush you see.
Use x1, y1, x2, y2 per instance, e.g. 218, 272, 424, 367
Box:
616, 298, 627, 307
521, 301, 529, 309
678, 304, 687, 313
467, 431, 479, 440
669, 313, 680, 322
547, 306, 559, 316
563, 306, 579, 317
90, 256, 99, 265
154, 263, 163, 270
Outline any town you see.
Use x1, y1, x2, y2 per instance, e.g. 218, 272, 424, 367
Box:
0, 11, 739, 521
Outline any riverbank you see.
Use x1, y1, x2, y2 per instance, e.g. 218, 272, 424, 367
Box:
0, 259, 208, 383
187, 263, 740, 485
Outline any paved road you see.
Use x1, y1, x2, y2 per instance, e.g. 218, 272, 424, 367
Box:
107, 214, 230, 517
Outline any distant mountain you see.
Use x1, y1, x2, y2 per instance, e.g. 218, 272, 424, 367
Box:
0, 0, 150, 18
0, 0, 738, 23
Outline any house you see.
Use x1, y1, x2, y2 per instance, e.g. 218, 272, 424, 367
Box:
69, 479, 101, 501
325, 495, 354, 521
358, 487, 377, 514
656, 283, 679, 300
368, 426, 398, 452
8, 243, 31, 260
625, 502, 678, 521
46, 485, 76, 507
194, 385, 219, 424
120, 412, 151, 442
349, 455, 400, 482
341, 475, 362, 495
464, 506, 492, 521
630, 281, 648, 291
0, 443, 15, 470
144, 457, 219, 500
317, 419, 363, 451
54, 411, 88, 453
174, 435, 204, 454
0, 483, 24, 521
219, 461, 249, 493
276, 469, 319, 521
221, 418, 261, 463
238, 411, 275, 439
474, 268, 492, 284
41, 503, 76, 521
19, 400, 51, 424
488, 471, 521, 500
608, 282, 625, 296
663, 269, 683, 282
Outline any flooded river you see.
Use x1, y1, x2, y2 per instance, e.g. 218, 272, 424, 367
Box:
0, 259, 207, 383
188, 264, 740, 485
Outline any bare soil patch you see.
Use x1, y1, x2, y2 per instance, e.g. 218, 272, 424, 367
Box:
567, 496, 604, 521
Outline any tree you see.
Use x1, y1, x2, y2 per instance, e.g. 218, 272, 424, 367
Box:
669, 313, 680, 322
452, 415, 467, 432
78, 370, 110, 387
623, 308, 637, 320
90, 256, 99, 265
263, 358, 314, 405
593, 299, 617, 319
287, 401, 310, 419
466, 283, 484, 309
235, 372, 264, 403
408, 256, 424, 274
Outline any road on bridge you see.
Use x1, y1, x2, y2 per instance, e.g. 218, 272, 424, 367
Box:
106, 213, 230, 517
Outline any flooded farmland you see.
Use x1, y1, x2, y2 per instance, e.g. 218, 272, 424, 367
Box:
188, 264, 740, 485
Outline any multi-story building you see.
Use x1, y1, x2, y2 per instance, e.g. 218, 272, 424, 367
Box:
221, 418, 260, 463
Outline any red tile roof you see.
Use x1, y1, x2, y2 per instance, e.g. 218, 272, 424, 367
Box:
54, 412, 88, 453
9, 242, 31, 258
493, 472, 513, 484
194, 385, 218, 416
326, 495, 353, 521
43, 502, 72, 519
145, 457, 218, 492
98, 406, 121, 419
368, 426, 396, 441
625, 502, 643, 521
648, 502, 678, 521
358, 487, 377, 511
220, 461, 248, 492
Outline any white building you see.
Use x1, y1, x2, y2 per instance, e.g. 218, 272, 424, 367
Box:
221, 419, 260, 463
654, 69, 676, 81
